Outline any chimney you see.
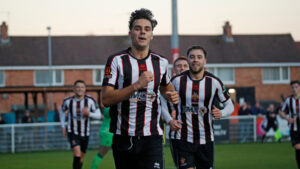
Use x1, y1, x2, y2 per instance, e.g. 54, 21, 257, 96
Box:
223, 21, 234, 42
0, 22, 9, 43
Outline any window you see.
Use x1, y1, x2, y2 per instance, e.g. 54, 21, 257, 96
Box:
0, 70, 5, 87
93, 69, 104, 85
34, 70, 64, 86
262, 67, 289, 84
206, 67, 235, 85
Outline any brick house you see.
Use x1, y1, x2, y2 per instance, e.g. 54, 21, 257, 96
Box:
0, 21, 299, 117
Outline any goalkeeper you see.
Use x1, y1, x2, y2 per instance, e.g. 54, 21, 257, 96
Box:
91, 94, 113, 169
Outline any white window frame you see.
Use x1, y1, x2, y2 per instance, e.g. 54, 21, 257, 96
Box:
93, 68, 105, 85
262, 67, 290, 84
206, 67, 235, 85
34, 70, 64, 86
0, 70, 5, 87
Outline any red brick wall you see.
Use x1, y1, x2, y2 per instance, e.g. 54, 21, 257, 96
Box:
1, 69, 98, 113
1, 67, 299, 113
64, 70, 93, 85
6, 70, 33, 86
228, 67, 300, 103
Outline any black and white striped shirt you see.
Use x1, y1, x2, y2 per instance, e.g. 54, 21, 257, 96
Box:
102, 48, 170, 136
282, 95, 300, 132
171, 71, 230, 144
60, 95, 97, 137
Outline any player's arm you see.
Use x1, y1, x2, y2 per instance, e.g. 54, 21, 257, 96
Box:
161, 96, 182, 130
102, 71, 153, 106
85, 100, 101, 119
279, 99, 294, 123
212, 79, 234, 119
279, 110, 294, 123
211, 99, 234, 119
162, 106, 182, 131
160, 96, 172, 124
89, 108, 102, 120
59, 105, 67, 137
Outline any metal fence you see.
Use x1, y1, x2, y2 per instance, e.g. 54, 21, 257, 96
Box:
0, 116, 258, 153
0, 121, 101, 153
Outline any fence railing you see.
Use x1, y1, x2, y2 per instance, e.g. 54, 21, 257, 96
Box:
0, 115, 288, 153
0, 121, 101, 153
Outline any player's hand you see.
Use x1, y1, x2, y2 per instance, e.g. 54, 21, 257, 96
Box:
133, 71, 153, 90
171, 110, 176, 119
83, 107, 90, 116
62, 128, 67, 138
165, 90, 179, 104
169, 119, 182, 131
211, 105, 222, 119
65, 110, 68, 117
288, 118, 294, 124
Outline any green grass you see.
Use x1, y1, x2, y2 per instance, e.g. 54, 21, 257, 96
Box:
0, 142, 296, 169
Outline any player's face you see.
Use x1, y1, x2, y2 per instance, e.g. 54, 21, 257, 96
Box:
74, 82, 86, 98
129, 19, 153, 50
291, 83, 300, 95
188, 49, 207, 74
174, 60, 189, 75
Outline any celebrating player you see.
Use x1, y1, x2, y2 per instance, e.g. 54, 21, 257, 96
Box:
59, 80, 100, 169
170, 46, 234, 169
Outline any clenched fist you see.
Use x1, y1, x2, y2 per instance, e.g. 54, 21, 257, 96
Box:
133, 71, 154, 90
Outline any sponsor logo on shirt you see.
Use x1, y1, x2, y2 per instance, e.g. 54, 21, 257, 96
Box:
182, 106, 208, 115
129, 91, 157, 102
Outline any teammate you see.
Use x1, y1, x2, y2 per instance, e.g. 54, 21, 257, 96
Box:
101, 8, 180, 169
59, 80, 101, 169
160, 56, 189, 168
173, 56, 189, 75
170, 46, 234, 169
161, 56, 189, 127
279, 80, 300, 168
90, 91, 113, 169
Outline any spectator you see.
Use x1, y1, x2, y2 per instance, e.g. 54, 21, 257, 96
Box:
22, 110, 33, 123
252, 101, 265, 117
0, 115, 5, 124
239, 102, 252, 116
21, 110, 34, 150
54, 103, 60, 122
239, 102, 252, 143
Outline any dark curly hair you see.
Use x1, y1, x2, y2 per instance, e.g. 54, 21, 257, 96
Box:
129, 8, 157, 31
291, 80, 300, 86
186, 45, 208, 58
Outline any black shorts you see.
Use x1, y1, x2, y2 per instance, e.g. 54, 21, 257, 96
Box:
173, 139, 214, 169
170, 139, 180, 168
265, 123, 278, 132
67, 133, 89, 153
290, 130, 300, 146
112, 135, 163, 169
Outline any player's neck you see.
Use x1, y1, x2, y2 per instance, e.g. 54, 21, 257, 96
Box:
130, 46, 149, 59
75, 94, 84, 100
189, 70, 204, 80
295, 92, 300, 99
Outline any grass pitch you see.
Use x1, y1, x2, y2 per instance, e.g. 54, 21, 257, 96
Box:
0, 142, 296, 169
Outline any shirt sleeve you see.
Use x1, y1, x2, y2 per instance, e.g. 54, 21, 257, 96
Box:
281, 98, 289, 113
160, 59, 171, 86
160, 96, 172, 124
215, 79, 230, 103
59, 100, 68, 128
220, 99, 234, 117
102, 56, 118, 87
89, 99, 101, 120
